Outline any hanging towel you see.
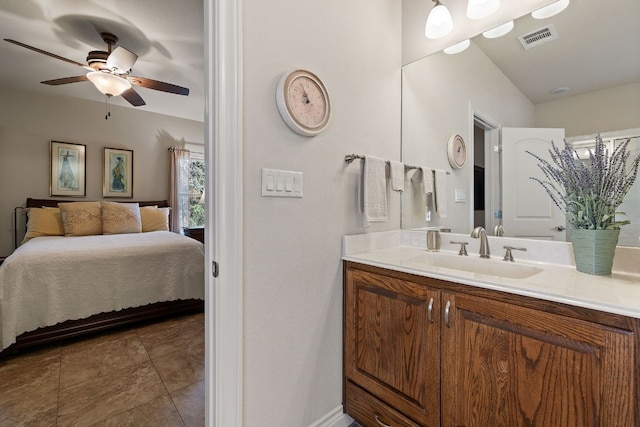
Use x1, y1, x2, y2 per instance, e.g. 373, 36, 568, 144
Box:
434, 169, 448, 219
389, 160, 405, 192
360, 155, 388, 226
421, 167, 434, 195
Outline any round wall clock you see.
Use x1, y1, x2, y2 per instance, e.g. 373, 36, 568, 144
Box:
447, 134, 467, 169
276, 69, 331, 137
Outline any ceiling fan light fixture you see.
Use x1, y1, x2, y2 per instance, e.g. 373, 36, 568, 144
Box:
443, 39, 470, 54
532, 0, 570, 19
467, 0, 500, 20
483, 20, 514, 38
86, 71, 131, 97
425, 0, 454, 39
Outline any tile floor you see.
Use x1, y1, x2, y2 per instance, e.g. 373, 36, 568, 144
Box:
0, 312, 204, 427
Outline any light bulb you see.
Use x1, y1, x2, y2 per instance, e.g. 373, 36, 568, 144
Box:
532, 0, 570, 19
482, 21, 514, 38
425, 1, 453, 39
467, 0, 500, 20
444, 39, 470, 54
86, 71, 131, 97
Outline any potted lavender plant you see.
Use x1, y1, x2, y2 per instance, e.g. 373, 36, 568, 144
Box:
528, 134, 640, 275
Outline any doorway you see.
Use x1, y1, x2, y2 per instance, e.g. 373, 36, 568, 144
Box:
471, 113, 500, 235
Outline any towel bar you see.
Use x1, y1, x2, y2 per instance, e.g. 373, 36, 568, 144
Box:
344, 154, 450, 174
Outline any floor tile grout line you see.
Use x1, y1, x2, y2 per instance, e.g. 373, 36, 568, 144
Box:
55, 346, 63, 427
136, 328, 188, 427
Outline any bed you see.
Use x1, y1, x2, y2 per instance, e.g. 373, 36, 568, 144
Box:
0, 198, 204, 355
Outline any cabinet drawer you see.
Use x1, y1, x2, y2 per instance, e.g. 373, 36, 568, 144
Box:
345, 381, 421, 427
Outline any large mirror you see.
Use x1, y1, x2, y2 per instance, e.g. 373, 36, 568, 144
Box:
401, 0, 640, 247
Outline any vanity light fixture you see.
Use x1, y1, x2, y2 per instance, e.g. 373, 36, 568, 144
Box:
532, 0, 570, 19
443, 39, 470, 54
482, 20, 514, 38
467, 0, 500, 20
425, 0, 454, 39
86, 71, 131, 97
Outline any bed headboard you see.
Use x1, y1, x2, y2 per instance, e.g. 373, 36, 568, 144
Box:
25, 198, 169, 208
14, 199, 170, 250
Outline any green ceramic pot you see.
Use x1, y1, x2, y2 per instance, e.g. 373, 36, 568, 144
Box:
570, 228, 620, 275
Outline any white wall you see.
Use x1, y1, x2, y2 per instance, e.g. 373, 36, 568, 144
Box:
0, 84, 203, 256
401, 42, 535, 232
535, 82, 640, 137
242, 0, 401, 425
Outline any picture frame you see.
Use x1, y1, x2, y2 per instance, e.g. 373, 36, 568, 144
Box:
50, 141, 86, 197
103, 147, 133, 198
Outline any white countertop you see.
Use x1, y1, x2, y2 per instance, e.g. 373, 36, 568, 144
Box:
342, 231, 640, 319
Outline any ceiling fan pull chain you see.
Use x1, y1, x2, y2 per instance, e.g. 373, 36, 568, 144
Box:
105, 95, 111, 120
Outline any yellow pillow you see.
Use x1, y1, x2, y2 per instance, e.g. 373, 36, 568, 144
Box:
21, 207, 65, 244
140, 206, 170, 232
58, 201, 103, 236
101, 201, 142, 234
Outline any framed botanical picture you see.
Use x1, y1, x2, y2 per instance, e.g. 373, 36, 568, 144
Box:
103, 147, 133, 198
50, 141, 86, 197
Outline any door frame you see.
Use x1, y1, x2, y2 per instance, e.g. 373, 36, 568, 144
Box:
204, 0, 244, 426
468, 104, 500, 234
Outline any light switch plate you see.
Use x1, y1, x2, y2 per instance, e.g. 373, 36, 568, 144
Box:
455, 188, 466, 203
262, 168, 303, 198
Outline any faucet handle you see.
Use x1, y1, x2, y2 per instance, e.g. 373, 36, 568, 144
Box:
450, 241, 469, 256
503, 245, 527, 262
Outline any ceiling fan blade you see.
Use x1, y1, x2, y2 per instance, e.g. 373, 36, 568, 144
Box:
41, 76, 89, 85
107, 46, 138, 74
128, 76, 189, 96
121, 88, 146, 106
4, 39, 89, 69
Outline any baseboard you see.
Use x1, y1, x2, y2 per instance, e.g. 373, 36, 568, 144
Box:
308, 405, 354, 427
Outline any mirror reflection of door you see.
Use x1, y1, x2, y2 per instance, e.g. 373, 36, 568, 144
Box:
501, 127, 567, 240
473, 124, 485, 229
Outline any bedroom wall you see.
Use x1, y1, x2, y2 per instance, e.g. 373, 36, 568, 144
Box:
0, 84, 203, 256
242, 0, 401, 425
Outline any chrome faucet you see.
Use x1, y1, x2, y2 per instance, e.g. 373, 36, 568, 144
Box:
471, 226, 490, 258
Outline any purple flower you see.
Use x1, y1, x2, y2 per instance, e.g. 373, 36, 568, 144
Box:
527, 134, 640, 230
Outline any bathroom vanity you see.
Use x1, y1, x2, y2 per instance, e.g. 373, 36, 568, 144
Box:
342, 231, 640, 427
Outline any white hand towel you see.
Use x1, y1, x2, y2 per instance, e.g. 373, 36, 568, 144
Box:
422, 167, 434, 194
360, 155, 388, 226
434, 169, 448, 219
389, 160, 405, 192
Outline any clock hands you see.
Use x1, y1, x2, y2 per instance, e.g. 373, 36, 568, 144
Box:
300, 83, 311, 105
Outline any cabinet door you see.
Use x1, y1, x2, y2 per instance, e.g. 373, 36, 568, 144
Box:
345, 268, 440, 426
441, 292, 636, 427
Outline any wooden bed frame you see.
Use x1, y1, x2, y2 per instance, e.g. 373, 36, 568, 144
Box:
1, 198, 204, 356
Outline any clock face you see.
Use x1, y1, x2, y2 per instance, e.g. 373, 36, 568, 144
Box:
277, 70, 331, 136
447, 134, 466, 168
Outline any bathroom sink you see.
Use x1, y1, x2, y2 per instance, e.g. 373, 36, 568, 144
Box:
405, 252, 543, 279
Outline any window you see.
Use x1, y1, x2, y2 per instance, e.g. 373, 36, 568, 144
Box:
173, 145, 205, 233
188, 156, 205, 227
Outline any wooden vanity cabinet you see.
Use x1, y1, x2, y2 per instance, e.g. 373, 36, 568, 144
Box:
344, 266, 441, 426
344, 261, 639, 427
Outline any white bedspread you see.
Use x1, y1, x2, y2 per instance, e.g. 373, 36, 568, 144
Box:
0, 231, 204, 350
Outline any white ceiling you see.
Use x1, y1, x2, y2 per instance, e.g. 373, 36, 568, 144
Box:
1, 1, 637, 118
473, 0, 640, 104
0, 0, 204, 122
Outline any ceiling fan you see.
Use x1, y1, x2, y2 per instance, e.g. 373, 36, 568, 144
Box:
4, 32, 189, 108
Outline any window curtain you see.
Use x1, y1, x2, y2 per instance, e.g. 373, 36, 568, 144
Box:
169, 147, 190, 232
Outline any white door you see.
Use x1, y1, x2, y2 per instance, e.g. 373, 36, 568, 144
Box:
501, 127, 566, 241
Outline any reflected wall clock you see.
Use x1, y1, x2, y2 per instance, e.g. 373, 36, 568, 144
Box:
447, 134, 467, 169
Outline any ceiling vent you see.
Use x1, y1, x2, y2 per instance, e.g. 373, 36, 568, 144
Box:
518, 24, 559, 50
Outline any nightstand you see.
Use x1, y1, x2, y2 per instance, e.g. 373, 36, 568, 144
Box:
183, 227, 204, 244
